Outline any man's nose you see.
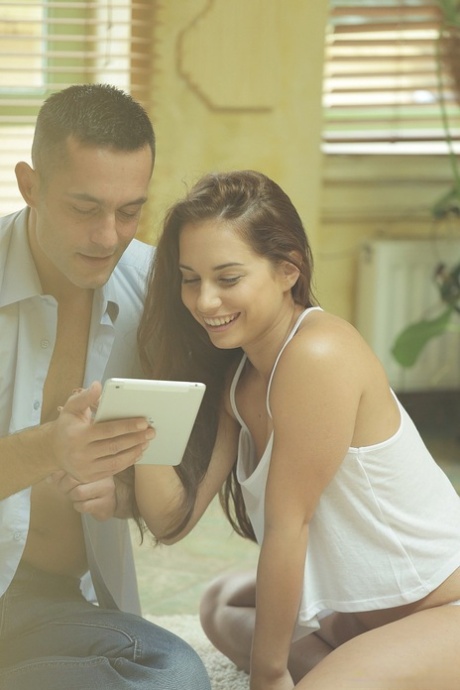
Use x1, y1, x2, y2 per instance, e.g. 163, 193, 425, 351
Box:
90, 213, 118, 249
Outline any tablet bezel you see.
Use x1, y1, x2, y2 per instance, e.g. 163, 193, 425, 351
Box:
95, 378, 206, 465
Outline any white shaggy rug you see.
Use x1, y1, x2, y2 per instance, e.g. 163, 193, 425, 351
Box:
145, 614, 250, 689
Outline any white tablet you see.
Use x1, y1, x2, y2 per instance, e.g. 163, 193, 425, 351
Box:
95, 378, 206, 465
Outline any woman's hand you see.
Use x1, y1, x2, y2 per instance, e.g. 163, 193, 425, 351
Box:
250, 668, 294, 690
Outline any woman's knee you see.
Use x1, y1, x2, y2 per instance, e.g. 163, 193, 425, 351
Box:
199, 577, 224, 642
199, 571, 256, 673
199, 570, 256, 638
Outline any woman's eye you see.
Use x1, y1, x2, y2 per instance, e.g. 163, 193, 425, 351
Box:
220, 276, 241, 285
181, 276, 200, 285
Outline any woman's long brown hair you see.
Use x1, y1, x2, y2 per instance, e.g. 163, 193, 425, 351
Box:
138, 170, 316, 541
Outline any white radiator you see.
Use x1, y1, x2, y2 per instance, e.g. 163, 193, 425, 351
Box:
355, 238, 460, 392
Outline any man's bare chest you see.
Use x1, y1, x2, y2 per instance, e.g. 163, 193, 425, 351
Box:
41, 300, 92, 423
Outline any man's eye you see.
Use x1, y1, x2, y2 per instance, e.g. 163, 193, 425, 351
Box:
73, 206, 97, 215
118, 208, 141, 220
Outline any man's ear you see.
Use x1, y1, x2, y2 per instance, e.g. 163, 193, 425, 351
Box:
15, 162, 39, 207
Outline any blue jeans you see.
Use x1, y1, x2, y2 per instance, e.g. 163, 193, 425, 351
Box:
0, 562, 211, 690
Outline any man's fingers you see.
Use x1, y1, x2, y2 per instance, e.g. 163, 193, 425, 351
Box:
62, 381, 102, 417
68, 477, 116, 521
70, 437, 152, 483
88, 423, 155, 472
72, 496, 115, 521
69, 477, 113, 501
91, 416, 154, 441
93, 441, 150, 475
52, 385, 156, 484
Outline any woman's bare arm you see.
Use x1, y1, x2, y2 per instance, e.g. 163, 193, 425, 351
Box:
135, 404, 239, 543
249, 320, 369, 689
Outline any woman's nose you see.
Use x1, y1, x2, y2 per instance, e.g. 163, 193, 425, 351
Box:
196, 284, 222, 312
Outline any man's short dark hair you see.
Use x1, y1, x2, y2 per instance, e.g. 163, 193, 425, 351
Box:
32, 83, 155, 174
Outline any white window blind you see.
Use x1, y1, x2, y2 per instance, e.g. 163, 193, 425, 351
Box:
323, 0, 460, 154
0, 0, 153, 216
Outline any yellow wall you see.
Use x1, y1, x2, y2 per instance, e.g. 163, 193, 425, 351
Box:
141, 1, 459, 325
317, 154, 457, 320
140, 0, 329, 260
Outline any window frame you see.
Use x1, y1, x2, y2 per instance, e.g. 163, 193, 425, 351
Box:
323, 0, 460, 155
0, 0, 154, 217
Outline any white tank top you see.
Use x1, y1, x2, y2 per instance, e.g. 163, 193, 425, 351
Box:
230, 307, 460, 638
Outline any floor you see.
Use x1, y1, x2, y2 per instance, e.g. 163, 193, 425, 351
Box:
132, 397, 460, 618
132, 498, 258, 616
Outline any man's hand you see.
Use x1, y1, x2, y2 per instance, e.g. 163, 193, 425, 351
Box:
47, 382, 155, 483
49, 471, 118, 521
49, 464, 139, 521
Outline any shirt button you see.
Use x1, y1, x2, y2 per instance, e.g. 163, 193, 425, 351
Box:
13, 531, 23, 541
40, 339, 50, 349
33, 400, 40, 410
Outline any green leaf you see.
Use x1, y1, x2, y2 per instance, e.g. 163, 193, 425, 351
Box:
437, 0, 460, 27
431, 184, 460, 219
391, 307, 454, 367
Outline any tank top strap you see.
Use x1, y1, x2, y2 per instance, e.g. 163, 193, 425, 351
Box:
265, 306, 323, 418
229, 352, 248, 425
229, 306, 323, 422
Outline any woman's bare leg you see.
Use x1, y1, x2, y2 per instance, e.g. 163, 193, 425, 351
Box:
296, 605, 460, 690
199, 570, 333, 680
199, 570, 256, 672
201, 572, 460, 688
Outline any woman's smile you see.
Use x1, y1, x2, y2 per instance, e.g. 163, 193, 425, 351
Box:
202, 313, 240, 330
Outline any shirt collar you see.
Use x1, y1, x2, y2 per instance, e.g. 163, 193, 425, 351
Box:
0, 207, 120, 322
97, 282, 120, 324
0, 208, 43, 308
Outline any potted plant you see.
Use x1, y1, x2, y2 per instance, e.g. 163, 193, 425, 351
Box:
391, 0, 460, 367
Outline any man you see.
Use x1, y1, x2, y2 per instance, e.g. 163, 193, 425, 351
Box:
0, 84, 210, 690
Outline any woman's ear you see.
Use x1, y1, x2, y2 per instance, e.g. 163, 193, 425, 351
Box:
15, 162, 39, 207
281, 252, 302, 289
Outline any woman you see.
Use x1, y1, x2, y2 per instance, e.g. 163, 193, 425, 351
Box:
137, 170, 460, 690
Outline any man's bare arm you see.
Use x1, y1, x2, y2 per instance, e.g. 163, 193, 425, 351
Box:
0, 383, 155, 501
0, 424, 61, 499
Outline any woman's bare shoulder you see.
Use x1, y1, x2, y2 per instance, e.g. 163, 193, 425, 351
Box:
273, 309, 386, 398
292, 309, 369, 359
